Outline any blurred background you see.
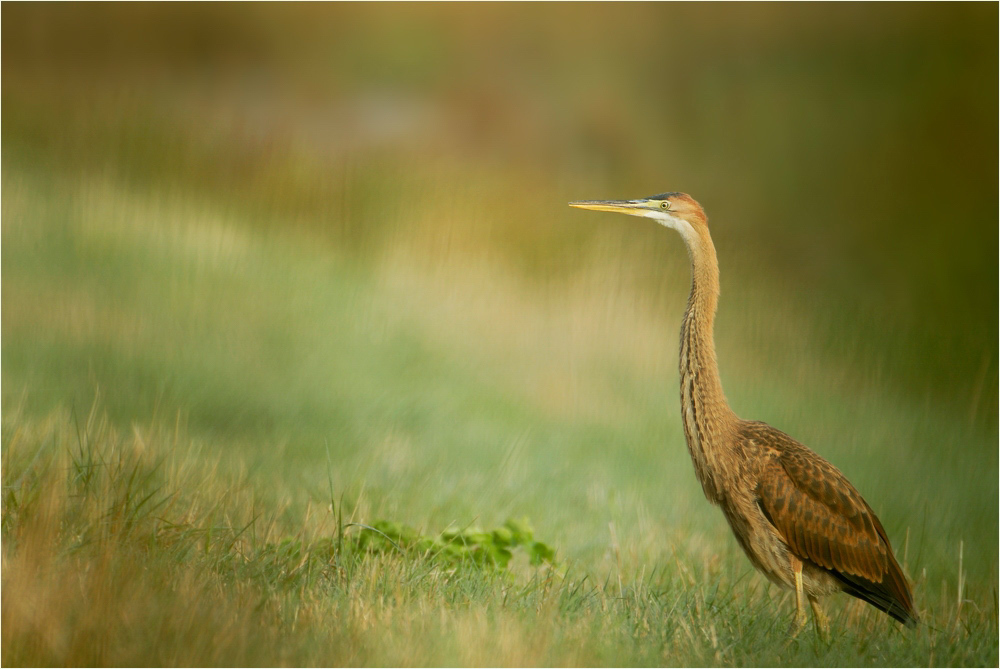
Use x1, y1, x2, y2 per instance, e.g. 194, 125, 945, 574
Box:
3, 4, 997, 596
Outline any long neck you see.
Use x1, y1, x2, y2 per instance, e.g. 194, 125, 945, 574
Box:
677, 226, 739, 500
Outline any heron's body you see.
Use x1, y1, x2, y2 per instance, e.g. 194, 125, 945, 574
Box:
570, 193, 917, 633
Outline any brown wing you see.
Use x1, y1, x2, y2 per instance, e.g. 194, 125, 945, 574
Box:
745, 422, 917, 626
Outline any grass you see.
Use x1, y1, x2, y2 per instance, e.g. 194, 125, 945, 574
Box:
3, 406, 995, 667
2, 161, 996, 666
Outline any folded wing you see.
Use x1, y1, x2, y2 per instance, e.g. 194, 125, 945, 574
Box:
747, 422, 917, 626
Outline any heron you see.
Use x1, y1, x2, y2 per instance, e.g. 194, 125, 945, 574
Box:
569, 193, 917, 636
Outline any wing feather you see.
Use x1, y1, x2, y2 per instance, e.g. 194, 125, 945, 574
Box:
743, 422, 917, 626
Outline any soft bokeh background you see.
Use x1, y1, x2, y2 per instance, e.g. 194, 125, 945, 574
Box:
2, 4, 997, 663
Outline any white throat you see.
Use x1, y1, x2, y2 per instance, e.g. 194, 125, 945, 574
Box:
644, 210, 698, 246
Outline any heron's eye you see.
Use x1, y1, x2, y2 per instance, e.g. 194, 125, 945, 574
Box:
660, 201, 671, 210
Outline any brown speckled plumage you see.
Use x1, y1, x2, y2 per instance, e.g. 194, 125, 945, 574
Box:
570, 193, 917, 633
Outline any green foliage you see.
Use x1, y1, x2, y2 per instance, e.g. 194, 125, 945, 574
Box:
353, 517, 556, 569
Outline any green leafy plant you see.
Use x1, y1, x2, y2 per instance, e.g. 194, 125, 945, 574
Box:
352, 517, 555, 569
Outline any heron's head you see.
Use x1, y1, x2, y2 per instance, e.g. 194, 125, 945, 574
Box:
569, 192, 707, 240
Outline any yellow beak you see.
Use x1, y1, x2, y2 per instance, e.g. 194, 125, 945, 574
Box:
568, 199, 652, 216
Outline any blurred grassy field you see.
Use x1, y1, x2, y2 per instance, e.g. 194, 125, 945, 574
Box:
2, 4, 997, 666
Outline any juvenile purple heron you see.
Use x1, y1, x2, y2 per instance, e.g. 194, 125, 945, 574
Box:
569, 193, 917, 635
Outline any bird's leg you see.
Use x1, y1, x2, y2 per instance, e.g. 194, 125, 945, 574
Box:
787, 556, 808, 637
809, 596, 830, 640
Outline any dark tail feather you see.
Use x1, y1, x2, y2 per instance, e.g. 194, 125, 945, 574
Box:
834, 561, 918, 628
839, 580, 918, 627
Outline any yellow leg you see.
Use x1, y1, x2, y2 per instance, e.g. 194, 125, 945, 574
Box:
809, 596, 830, 640
787, 558, 808, 637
